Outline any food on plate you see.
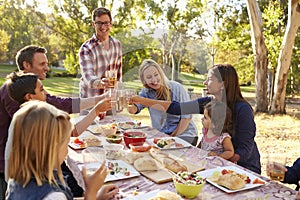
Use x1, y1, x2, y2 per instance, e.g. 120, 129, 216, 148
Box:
252, 178, 265, 184
129, 142, 152, 152
149, 190, 181, 200
216, 173, 246, 190
149, 147, 187, 173
107, 161, 130, 176
106, 134, 122, 144
153, 137, 184, 149
103, 144, 124, 160
173, 171, 206, 199
118, 121, 141, 129
72, 137, 85, 148
221, 169, 251, 184
134, 157, 158, 172
82, 136, 102, 147
100, 124, 118, 136
123, 150, 143, 164
123, 131, 147, 148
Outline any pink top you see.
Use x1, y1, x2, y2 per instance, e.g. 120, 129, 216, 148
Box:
200, 128, 231, 154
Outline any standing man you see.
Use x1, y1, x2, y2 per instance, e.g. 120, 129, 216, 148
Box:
79, 7, 122, 98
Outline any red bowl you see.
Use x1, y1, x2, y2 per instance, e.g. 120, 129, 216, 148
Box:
123, 131, 147, 148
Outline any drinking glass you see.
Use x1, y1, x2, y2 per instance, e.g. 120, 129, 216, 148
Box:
117, 89, 126, 112
82, 147, 106, 177
125, 89, 136, 105
106, 89, 117, 121
267, 148, 287, 181
106, 69, 117, 88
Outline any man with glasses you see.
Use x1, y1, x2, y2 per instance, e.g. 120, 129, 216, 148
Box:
79, 7, 122, 98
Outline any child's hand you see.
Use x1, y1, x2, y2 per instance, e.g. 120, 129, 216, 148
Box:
82, 161, 107, 198
130, 95, 142, 104
96, 184, 119, 200
208, 151, 217, 156
95, 98, 112, 113
127, 104, 137, 114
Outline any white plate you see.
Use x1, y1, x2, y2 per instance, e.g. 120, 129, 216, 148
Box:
197, 165, 267, 193
117, 121, 146, 130
87, 124, 102, 134
78, 160, 140, 182
147, 137, 192, 149
68, 132, 104, 150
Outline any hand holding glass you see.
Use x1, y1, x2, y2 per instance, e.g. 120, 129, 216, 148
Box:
267, 149, 287, 181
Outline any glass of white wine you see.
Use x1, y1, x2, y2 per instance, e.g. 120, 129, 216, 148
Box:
106, 69, 117, 88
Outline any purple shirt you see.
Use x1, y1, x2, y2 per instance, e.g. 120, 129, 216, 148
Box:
0, 82, 80, 172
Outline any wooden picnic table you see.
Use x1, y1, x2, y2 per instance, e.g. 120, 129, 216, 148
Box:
67, 115, 297, 200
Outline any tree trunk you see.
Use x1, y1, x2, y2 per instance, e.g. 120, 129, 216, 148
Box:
246, 0, 269, 113
270, 0, 300, 114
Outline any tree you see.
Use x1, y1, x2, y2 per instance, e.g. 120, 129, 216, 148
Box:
246, 0, 268, 112
270, 0, 300, 114
0, 29, 10, 62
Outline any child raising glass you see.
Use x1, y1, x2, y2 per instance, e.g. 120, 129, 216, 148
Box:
198, 100, 234, 160
6, 101, 118, 199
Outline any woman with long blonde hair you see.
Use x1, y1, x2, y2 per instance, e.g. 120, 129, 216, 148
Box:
128, 59, 197, 144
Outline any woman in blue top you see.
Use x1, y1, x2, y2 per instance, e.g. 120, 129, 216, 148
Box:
131, 64, 261, 174
128, 59, 198, 145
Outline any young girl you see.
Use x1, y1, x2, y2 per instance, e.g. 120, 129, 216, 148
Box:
6, 101, 116, 199
198, 100, 234, 160
128, 59, 197, 144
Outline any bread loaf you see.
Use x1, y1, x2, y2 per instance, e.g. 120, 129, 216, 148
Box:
134, 157, 158, 171
149, 190, 181, 200
149, 147, 187, 173
216, 173, 246, 190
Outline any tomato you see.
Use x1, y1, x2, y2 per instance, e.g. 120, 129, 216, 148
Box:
124, 171, 130, 176
245, 176, 251, 184
153, 138, 161, 144
221, 169, 228, 175
73, 137, 84, 145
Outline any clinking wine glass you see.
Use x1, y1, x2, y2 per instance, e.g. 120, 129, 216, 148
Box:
106, 69, 117, 88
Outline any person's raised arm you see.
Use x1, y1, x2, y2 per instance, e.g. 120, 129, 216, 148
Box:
131, 96, 171, 112
79, 93, 107, 111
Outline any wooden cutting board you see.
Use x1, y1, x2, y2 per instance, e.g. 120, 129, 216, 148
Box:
139, 155, 205, 184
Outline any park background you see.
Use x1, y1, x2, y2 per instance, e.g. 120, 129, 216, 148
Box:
1, 0, 300, 189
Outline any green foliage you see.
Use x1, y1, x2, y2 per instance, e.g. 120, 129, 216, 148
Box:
214, 3, 254, 84
262, 1, 285, 70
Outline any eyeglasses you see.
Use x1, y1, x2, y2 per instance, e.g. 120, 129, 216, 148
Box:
94, 21, 111, 27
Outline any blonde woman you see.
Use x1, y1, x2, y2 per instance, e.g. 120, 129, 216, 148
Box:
128, 59, 197, 144
6, 101, 118, 199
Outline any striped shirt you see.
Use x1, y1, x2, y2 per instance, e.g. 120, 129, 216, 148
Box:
79, 34, 122, 97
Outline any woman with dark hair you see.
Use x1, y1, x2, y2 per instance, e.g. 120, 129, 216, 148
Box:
131, 64, 261, 174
